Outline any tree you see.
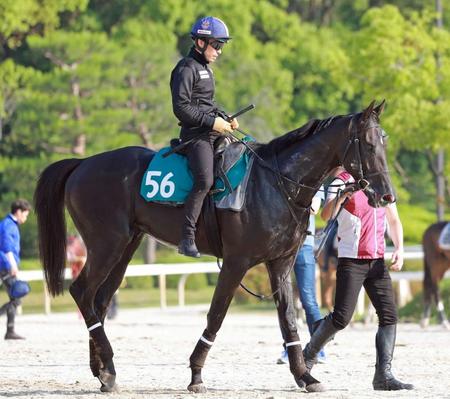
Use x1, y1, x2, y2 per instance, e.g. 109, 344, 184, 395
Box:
0, 0, 88, 53
351, 5, 450, 211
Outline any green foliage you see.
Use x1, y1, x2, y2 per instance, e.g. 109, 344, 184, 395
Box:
397, 203, 441, 244
0, 0, 88, 49
0, 0, 449, 261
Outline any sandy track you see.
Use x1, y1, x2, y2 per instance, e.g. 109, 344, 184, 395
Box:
0, 306, 449, 399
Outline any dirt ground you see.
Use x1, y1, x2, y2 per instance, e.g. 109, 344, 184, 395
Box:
0, 306, 449, 399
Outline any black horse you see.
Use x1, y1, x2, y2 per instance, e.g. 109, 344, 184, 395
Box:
34, 100, 394, 393
421, 221, 450, 328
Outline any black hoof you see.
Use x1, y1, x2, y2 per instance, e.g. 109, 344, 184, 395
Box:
187, 383, 207, 393
296, 372, 325, 392
98, 372, 117, 392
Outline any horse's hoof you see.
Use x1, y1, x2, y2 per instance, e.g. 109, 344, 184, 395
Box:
420, 317, 429, 329
100, 383, 119, 393
187, 383, 207, 393
442, 320, 450, 330
305, 382, 325, 392
296, 372, 326, 392
98, 372, 117, 393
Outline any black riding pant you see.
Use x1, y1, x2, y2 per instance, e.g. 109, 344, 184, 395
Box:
0, 271, 21, 331
182, 134, 219, 239
331, 258, 398, 330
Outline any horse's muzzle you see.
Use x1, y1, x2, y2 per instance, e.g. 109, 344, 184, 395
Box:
381, 194, 396, 204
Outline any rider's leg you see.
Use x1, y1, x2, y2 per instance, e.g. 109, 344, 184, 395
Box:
179, 136, 215, 257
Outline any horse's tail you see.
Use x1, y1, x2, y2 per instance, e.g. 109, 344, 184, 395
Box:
34, 158, 83, 296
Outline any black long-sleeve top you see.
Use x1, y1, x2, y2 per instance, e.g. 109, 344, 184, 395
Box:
170, 47, 218, 141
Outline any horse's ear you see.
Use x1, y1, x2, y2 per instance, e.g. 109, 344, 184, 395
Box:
374, 99, 386, 116
361, 100, 376, 122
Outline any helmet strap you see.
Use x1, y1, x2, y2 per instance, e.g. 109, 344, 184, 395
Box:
194, 38, 209, 54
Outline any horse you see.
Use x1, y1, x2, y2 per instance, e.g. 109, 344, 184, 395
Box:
421, 221, 450, 328
34, 100, 395, 393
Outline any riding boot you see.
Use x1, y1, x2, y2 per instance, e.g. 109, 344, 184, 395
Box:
303, 315, 339, 372
4, 302, 24, 340
178, 237, 200, 258
5, 328, 25, 340
372, 324, 413, 390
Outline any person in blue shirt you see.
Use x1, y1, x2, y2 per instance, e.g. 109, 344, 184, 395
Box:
0, 199, 31, 340
278, 187, 327, 364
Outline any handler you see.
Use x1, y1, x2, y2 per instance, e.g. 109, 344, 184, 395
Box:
0, 199, 31, 340
303, 167, 413, 391
170, 16, 238, 258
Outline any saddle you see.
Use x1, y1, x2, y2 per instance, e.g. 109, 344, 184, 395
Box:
438, 222, 450, 251
165, 136, 250, 258
169, 136, 248, 197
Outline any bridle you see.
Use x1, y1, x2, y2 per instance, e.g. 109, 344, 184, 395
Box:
341, 114, 391, 200
219, 114, 389, 300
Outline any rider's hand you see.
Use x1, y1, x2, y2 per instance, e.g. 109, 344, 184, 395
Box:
230, 118, 239, 130
213, 117, 233, 134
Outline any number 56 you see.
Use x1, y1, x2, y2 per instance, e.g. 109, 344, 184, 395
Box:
145, 171, 175, 199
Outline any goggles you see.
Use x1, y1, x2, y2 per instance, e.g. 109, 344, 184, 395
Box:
209, 40, 225, 51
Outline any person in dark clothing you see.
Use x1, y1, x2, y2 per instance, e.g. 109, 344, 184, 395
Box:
170, 16, 239, 257
0, 199, 31, 340
302, 168, 413, 391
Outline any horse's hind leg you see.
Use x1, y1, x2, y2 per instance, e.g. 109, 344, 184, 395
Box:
89, 232, 144, 391
69, 233, 132, 392
187, 257, 248, 393
433, 281, 449, 329
266, 256, 324, 393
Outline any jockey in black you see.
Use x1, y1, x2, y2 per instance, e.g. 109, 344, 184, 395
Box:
170, 16, 239, 258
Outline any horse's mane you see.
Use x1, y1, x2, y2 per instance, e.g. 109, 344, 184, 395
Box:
255, 115, 342, 157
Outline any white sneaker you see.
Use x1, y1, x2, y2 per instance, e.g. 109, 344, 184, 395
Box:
277, 349, 288, 364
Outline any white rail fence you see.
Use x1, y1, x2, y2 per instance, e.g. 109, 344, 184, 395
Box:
17, 248, 448, 315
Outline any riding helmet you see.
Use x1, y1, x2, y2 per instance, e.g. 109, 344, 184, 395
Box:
190, 16, 231, 43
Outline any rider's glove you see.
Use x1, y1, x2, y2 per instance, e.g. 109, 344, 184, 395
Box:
213, 117, 233, 134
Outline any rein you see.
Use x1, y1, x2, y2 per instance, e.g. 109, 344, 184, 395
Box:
215, 115, 384, 300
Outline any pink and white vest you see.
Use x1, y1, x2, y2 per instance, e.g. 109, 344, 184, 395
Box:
336, 172, 386, 259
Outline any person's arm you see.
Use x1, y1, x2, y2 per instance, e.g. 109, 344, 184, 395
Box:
170, 64, 216, 130
5, 252, 18, 276
310, 195, 322, 215
320, 179, 348, 221
385, 203, 404, 272
0, 222, 19, 276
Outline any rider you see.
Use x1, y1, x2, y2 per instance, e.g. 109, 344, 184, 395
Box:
170, 16, 239, 257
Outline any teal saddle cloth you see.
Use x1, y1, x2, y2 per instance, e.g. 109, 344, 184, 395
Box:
140, 144, 251, 204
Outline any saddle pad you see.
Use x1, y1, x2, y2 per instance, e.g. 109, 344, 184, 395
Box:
140, 147, 250, 204
438, 222, 450, 250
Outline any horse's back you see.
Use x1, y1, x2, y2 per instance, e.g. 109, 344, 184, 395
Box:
65, 146, 155, 221
423, 221, 450, 276
423, 221, 448, 248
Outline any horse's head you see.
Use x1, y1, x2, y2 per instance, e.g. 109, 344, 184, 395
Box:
340, 100, 395, 207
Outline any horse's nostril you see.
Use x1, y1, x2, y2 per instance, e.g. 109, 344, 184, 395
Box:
382, 194, 395, 204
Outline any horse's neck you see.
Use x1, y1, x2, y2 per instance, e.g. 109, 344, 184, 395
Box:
277, 122, 347, 203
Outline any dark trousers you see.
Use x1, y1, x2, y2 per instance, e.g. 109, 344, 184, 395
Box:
182, 134, 218, 238
0, 271, 20, 331
331, 258, 398, 330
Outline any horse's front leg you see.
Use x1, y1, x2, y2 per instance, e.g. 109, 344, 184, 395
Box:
187, 257, 248, 393
266, 255, 324, 392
